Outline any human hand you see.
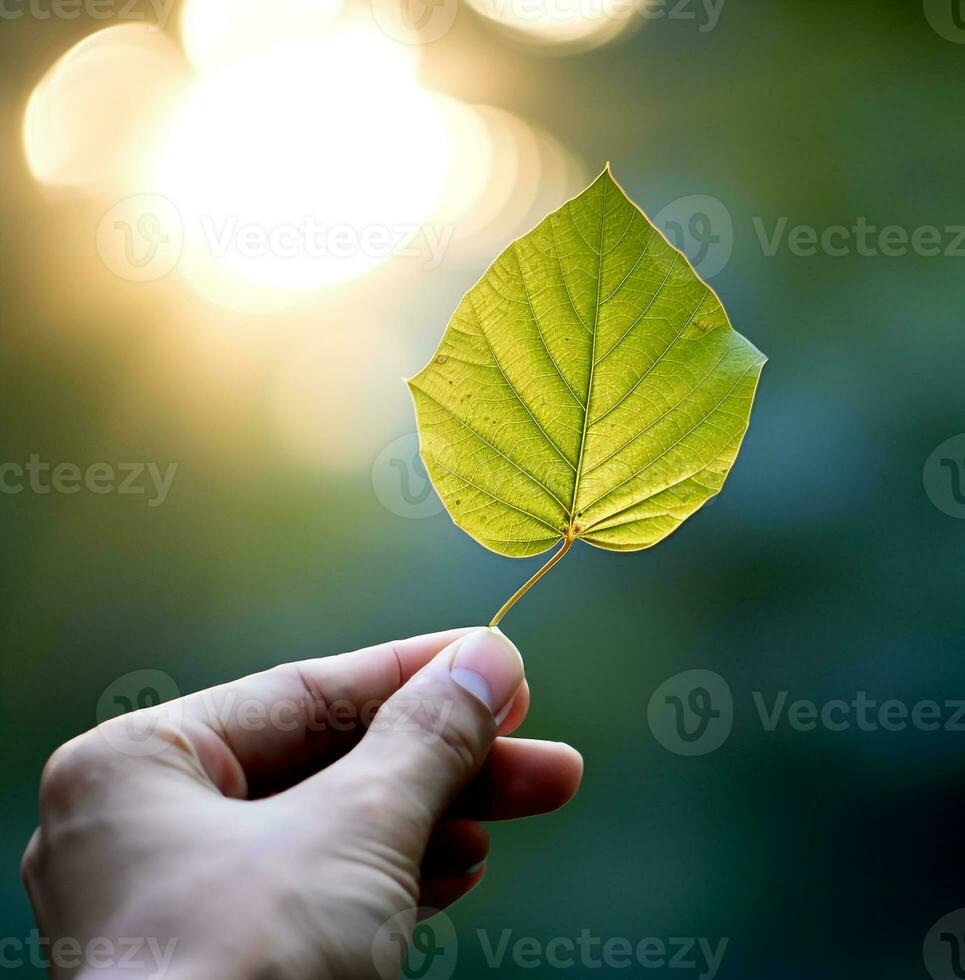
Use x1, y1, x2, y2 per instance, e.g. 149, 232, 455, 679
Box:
22, 627, 582, 979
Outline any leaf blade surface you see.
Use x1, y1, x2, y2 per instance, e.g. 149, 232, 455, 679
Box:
408, 167, 765, 558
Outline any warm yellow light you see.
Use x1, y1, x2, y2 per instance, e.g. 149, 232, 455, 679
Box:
22, 0, 588, 314
430, 97, 495, 233
180, 0, 344, 75
155, 30, 448, 302
23, 24, 190, 192
436, 104, 589, 260
464, 0, 636, 50
271, 325, 415, 472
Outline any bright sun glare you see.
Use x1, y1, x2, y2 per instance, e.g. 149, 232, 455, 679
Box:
156, 3, 449, 299
156, 29, 448, 296
179, 0, 344, 75
19, 0, 590, 472
22, 0, 588, 310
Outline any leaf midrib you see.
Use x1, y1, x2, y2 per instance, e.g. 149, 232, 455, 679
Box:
567, 174, 609, 533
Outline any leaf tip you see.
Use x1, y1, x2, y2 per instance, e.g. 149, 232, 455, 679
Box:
597, 161, 623, 196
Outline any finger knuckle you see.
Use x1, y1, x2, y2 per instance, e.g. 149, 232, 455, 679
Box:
38, 734, 107, 814
20, 833, 40, 885
339, 774, 397, 830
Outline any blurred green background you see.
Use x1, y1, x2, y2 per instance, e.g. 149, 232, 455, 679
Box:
2, 0, 965, 976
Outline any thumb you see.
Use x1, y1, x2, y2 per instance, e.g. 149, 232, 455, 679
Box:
327, 628, 524, 848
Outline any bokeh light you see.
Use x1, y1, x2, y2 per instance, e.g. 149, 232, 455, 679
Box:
23, 24, 191, 193
180, 0, 344, 75
155, 28, 449, 302
464, 0, 638, 52
438, 104, 589, 258
21, 0, 590, 313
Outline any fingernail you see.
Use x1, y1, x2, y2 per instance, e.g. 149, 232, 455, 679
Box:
449, 628, 524, 721
463, 861, 486, 876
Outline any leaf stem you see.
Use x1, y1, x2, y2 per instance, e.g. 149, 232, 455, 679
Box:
489, 534, 575, 629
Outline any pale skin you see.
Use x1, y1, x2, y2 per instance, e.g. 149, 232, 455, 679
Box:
21, 627, 583, 979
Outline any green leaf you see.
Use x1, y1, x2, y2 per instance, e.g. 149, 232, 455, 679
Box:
407, 166, 765, 622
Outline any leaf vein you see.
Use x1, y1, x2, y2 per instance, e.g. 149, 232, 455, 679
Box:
426, 456, 563, 534
411, 383, 569, 512
581, 361, 762, 516
468, 292, 578, 472
512, 243, 587, 411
